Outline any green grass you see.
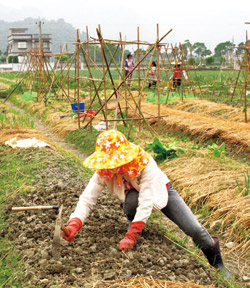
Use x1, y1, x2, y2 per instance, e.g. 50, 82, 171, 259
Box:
0, 143, 92, 287
67, 126, 101, 154
0, 72, 20, 81
66, 123, 138, 155
0, 100, 34, 129
0, 146, 51, 287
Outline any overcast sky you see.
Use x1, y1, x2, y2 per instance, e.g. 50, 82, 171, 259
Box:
0, 0, 249, 50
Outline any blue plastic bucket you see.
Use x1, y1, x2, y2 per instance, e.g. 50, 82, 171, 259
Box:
71, 102, 85, 114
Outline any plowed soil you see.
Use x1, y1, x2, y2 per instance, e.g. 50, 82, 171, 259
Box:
2, 146, 221, 288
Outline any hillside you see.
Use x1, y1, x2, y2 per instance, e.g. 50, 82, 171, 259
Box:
0, 17, 86, 53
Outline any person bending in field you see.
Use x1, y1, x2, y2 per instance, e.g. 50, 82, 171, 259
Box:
124, 54, 134, 87
148, 61, 157, 89
63, 130, 231, 279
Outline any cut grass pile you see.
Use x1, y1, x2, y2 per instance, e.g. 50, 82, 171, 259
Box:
10, 96, 80, 136
0, 82, 10, 90
166, 98, 250, 123
138, 101, 250, 153
160, 148, 250, 256
98, 277, 214, 287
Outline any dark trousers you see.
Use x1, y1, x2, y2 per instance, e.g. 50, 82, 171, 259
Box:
148, 81, 157, 88
123, 183, 214, 249
173, 78, 181, 88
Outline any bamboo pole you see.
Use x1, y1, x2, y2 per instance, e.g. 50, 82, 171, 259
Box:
98, 24, 108, 130
79, 42, 121, 125
79, 44, 108, 122
76, 29, 80, 129
89, 28, 173, 135
66, 44, 70, 99
244, 30, 248, 123
157, 24, 161, 131
96, 30, 126, 127
86, 26, 93, 132
137, 26, 141, 131
113, 33, 124, 129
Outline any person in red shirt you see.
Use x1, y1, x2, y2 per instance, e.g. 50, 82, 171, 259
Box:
171, 63, 188, 89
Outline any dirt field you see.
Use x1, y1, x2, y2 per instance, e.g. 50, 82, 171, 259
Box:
2, 146, 220, 288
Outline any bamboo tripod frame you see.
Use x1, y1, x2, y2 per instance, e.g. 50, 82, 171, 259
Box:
13, 23, 249, 133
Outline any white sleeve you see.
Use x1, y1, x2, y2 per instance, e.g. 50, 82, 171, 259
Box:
132, 165, 155, 223
69, 172, 105, 223
183, 70, 188, 80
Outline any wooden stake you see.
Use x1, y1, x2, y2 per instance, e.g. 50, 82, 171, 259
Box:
86, 26, 93, 132
137, 26, 141, 131
98, 24, 108, 130
157, 24, 161, 131
76, 29, 80, 129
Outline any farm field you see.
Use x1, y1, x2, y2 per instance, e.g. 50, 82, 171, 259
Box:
1, 67, 250, 288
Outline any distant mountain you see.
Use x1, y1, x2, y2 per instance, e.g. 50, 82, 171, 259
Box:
0, 17, 86, 53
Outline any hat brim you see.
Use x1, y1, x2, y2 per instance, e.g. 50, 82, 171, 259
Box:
83, 142, 139, 170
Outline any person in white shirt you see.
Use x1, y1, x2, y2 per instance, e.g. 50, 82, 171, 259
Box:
148, 61, 157, 88
62, 130, 231, 279
124, 54, 134, 87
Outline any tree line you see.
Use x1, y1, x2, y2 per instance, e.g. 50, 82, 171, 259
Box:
1, 38, 249, 65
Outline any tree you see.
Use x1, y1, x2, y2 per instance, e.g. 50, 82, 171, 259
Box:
192, 42, 211, 58
205, 56, 215, 65
188, 57, 195, 65
8, 56, 18, 63
182, 40, 192, 57
214, 41, 233, 58
183, 39, 192, 49
236, 40, 250, 55
203, 49, 212, 57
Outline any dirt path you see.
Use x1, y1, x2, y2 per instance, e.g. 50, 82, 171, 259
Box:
5, 100, 88, 162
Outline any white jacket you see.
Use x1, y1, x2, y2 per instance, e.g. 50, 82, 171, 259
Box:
70, 157, 170, 224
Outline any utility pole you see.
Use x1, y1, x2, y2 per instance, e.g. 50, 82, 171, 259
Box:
35, 17, 44, 53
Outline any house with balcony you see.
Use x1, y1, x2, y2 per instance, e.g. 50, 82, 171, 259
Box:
8, 28, 52, 63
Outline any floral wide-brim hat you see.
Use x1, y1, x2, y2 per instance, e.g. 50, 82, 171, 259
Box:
83, 130, 139, 170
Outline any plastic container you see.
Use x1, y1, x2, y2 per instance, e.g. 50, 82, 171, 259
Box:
71, 102, 85, 114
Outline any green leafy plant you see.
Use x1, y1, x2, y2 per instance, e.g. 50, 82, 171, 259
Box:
208, 142, 226, 157
235, 171, 250, 196
146, 137, 186, 162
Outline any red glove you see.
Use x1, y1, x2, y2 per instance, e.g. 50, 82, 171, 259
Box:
119, 221, 145, 251
62, 217, 82, 242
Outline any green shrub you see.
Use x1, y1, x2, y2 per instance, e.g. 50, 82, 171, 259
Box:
8, 56, 18, 63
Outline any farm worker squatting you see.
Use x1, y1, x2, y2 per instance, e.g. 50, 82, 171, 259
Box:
62, 130, 231, 279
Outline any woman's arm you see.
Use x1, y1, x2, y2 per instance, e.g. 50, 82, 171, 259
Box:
69, 172, 105, 223
133, 167, 155, 223
118, 164, 155, 251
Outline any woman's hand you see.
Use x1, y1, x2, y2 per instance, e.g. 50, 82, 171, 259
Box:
118, 221, 145, 251
62, 217, 83, 242
119, 238, 135, 251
